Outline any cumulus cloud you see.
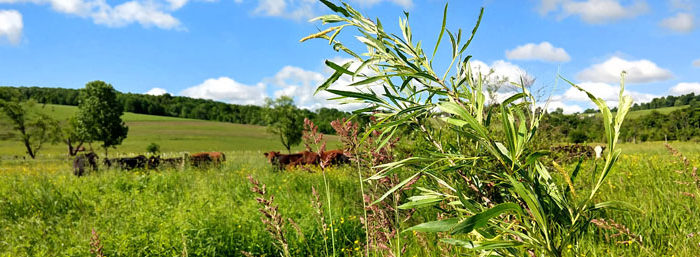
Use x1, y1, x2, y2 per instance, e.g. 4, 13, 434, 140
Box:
541, 100, 584, 114
669, 82, 700, 95
180, 77, 267, 105
577, 56, 673, 84
562, 81, 657, 104
0, 0, 185, 30
660, 13, 695, 33
92, 1, 182, 29
540, 0, 649, 24
146, 87, 168, 95
470, 60, 535, 88
505, 42, 571, 62
0, 10, 22, 45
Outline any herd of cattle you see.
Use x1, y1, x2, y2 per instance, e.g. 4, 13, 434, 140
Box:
263, 149, 350, 170
72, 149, 350, 176
72, 151, 226, 176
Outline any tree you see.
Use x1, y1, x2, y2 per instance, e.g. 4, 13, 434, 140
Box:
63, 116, 87, 156
264, 96, 303, 153
76, 81, 129, 157
0, 99, 61, 158
146, 142, 160, 154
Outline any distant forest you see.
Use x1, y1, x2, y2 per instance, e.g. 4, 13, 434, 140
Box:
1, 86, 699, 143
0, 86, 354, 134
545, 92, 700, 143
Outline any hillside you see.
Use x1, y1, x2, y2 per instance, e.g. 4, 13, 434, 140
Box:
0, 104, 340, 157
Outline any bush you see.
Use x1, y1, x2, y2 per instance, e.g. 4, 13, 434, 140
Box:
146, 143, 160, 154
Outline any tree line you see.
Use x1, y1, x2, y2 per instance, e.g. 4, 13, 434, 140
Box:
542, 102, 700, 143
0, 86, 354, 134
1, 81, 128, 158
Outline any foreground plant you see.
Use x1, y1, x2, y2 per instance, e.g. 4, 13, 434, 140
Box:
303, 1, 633, 256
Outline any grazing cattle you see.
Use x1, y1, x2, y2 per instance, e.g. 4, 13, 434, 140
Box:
117, 155, 148, 170
320, 149, 350, 166
264, 151, 303, 170
73, 152, 98, 176
147, 156, 161, 169
161, 157, 185, 169
188, 152, 225, 167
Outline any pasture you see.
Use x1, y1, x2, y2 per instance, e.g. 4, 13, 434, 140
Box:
0, 104, 340, 157
1, 107, 699, 256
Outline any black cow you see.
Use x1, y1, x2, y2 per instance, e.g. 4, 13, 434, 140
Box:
161, 157, 184, 169
147, 156, 161, 169
117, 155, 148, 170
73, 152, 99, 176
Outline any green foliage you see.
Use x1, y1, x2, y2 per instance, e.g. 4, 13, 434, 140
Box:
0, 86, 359, 134
0, 98, 61, 158
264, 96, 304, 153
146, 142, 160, 154
304, 2, 633, 255
76, 81, 129, 155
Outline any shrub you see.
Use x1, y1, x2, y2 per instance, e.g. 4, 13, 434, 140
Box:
303, 2, 633, 256
146, 143, 160, 154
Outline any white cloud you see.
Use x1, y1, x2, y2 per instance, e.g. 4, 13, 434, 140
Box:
505, 41, 571, 62
669, 82, 700, 95
268, 59, 378, 111
540, 0, 649, 24
577, 56, 673, 84
542, 100, 584, 114
694, 59, 700, 67
660, 13, 695, 33
0, 0, 184, 30
146, 87, 168, 95
92, 1, 182, 30
562, 81, 657, 104
470, 60, 535, 88
538, 0, 564, 15
180, 77, 267, 105
0, 10, 22, 45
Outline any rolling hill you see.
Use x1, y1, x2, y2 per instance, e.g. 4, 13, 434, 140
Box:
0, 104, 340, 157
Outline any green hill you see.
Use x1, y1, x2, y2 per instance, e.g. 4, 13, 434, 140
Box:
0, 104, 339, 157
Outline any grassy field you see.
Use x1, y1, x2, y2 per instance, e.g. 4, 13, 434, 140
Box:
1, 105, 700, 256
0, 104, 340, 157
0, 147, 698, 256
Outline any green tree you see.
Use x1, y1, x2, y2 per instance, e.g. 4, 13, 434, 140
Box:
146, 142, 160, 154
76, 81, 129, 157
63, 116, 87, 156
264, 96, 303, 153
0, 99, 61, 158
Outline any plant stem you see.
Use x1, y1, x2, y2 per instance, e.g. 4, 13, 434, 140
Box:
321, 168, 336, 256
355, 149, 370, 257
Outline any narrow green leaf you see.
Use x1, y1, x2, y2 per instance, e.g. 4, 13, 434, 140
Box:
450, 203, 522, 235
431, 3, 448, 60
404, 218, 459, 233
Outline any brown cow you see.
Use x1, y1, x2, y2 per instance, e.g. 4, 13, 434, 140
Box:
264, 151, 303, 170
189, 152, 226, 168
288, 151, 321, 168
320, 149, 350, 166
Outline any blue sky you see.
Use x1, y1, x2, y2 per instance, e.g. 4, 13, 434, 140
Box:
1, 0, 699, 113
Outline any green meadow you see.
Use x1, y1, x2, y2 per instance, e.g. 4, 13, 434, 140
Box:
0, 104, 340, 157
1, 104, 699, 256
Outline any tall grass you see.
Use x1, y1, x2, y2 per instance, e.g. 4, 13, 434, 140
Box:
0, 151, 698, 256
